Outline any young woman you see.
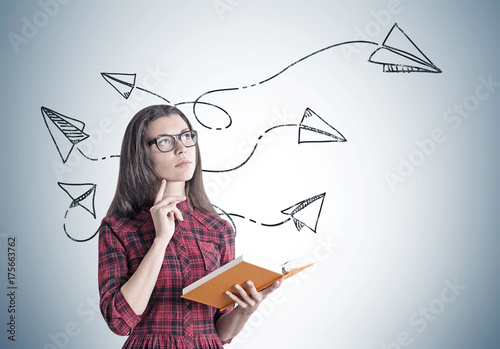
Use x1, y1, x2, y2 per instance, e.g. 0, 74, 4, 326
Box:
98, 104, 281, 348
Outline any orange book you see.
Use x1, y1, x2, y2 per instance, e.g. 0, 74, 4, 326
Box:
181, 255, 315, 310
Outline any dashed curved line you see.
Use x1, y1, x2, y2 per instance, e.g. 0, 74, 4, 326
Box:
202, 123, 298, 173
212, 204, 238, 236
225, 213, 291, 228
136, 86, 171, 104
77, 147, 120, 161
189, 40, 379, 129
260, 218, 291, 227
258, 40, 378, 84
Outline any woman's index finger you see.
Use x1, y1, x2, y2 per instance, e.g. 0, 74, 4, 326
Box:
154, 179, 166, 204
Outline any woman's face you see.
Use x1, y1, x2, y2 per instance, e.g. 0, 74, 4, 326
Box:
147, 114, 196, 184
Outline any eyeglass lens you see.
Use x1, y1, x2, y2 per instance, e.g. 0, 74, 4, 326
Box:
156, 131, 197, 152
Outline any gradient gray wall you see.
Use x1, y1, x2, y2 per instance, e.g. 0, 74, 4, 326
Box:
1, 1, 499, 348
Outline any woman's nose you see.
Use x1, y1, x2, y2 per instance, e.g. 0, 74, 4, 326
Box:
175, 139, 187, 154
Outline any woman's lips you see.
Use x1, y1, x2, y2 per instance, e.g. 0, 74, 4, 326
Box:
175, 160, 191, 167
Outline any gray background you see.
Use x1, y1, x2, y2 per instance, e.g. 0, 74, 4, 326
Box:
1, 0, 499, 348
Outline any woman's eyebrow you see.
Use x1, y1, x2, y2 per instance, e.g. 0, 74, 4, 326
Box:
155, 128, 190, 137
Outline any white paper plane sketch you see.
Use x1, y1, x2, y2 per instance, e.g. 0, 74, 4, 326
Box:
101, 72, 137, 99
368, 23, 441, 73
281, 192, 326, 233
203, 108, 346, 173
42, 106, 120, 163
221, 192, 326, 234
298, 108, 346, 144
41, 107, 89, 163
101, 72, 171, 102
58, 182, 99, 242
58, 182, 97, 218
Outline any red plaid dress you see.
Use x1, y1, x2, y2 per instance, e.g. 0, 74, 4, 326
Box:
98, 199, 235, 349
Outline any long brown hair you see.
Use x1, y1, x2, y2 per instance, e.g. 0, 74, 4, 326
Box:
107, 104, 217, 217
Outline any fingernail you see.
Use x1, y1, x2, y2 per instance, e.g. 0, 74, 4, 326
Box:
246, 281, 253, 287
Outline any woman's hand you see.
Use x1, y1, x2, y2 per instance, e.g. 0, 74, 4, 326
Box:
150, 179, 185, 244
120, 178, 184, 315
216, 279, 282, 341
225, 279, 282, 315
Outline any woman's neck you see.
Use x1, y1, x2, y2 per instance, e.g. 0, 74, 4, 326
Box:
163, 180, 186, 198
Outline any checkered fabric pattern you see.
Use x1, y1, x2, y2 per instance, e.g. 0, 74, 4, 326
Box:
98, 199, 235, 349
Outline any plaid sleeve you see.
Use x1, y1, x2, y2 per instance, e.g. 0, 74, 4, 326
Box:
214, 219, 236, 344
98, 217, 141, 336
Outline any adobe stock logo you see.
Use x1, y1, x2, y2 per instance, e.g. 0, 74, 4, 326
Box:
213, 0, 243, 20
7, 0, 71, 54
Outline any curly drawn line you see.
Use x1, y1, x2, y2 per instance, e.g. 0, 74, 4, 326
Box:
202, 123, 297, 173
101, 72, 233, 130
175, 99, 234, 130
101, 40, 376, 131
63, 210, 99, 243
58, 182, 99, 242
223, 192, 326, 234
192, 24, 440, 127
189, 40, 378, 129
101, 23, 440, 130
202, 108, 346, 173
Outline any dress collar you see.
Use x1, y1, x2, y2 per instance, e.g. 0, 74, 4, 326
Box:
176, 198, 193, 219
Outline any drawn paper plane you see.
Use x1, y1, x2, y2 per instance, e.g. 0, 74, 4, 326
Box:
368, 23, 441, 73
58, 182, 97, 218
101, 72, 136, 99
281, 192, 326, 233
41, 107, 90, 163
219, 192, 326, 234
298, 108, 346, 144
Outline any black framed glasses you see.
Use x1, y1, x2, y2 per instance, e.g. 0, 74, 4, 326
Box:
148, 130, 198, 153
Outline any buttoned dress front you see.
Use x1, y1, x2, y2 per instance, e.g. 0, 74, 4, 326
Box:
98, 200, 235, 349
